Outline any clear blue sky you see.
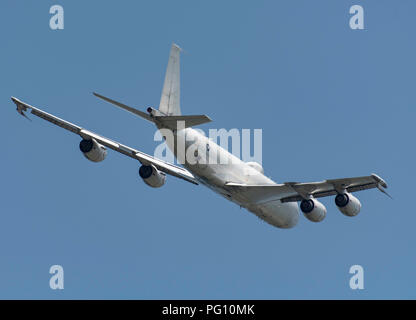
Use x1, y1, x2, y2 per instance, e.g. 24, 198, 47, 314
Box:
0, 0, 414, 299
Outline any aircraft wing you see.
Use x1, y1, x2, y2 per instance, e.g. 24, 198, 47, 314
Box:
225, 174, 389, 204
11, 97, 198, 185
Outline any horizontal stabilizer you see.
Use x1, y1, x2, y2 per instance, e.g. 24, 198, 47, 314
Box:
155, 115, 212, 130
93, 92, 154, 123
93, 92, 211, 129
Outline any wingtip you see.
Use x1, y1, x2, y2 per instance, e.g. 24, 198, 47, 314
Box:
370, 173, 392, 199
172, 43, 187, 54
93, 92, 107, 101
377, 184, 393, 199
172, 43, 181, 50
371, 173, 388, 188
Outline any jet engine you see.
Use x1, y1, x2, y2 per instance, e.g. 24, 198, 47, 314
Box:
335, 193, 361, 217
79, 138, 107, 162
300, 199, 327, 222
139, 164, 166, 188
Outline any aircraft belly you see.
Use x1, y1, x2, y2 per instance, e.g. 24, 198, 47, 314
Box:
248, 201, 299, 229
170, 129, 299, 229
191, 170, 299, 229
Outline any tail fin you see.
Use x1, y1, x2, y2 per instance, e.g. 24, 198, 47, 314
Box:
94, 44, 213, 129
159, 43, 181, 116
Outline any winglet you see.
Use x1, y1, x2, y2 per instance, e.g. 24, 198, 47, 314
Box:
172, 43, 182, 51
371, 173, 392, 199
11, 96, 32, 121
377, 184, 392, 199
371, 173, 387, 188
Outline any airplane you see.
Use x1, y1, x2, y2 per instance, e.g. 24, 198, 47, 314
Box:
11, 43, 390, 229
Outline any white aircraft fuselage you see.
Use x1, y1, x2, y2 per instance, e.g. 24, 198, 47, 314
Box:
163, 126, 300, 228
11, 43, 388, 230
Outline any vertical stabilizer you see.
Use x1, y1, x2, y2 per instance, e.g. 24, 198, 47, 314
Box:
159, 43, 181, 115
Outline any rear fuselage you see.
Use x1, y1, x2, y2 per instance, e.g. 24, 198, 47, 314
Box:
162, 126, 299, 228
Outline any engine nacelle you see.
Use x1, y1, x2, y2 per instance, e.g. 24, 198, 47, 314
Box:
139, 164, 166, 188
246, 162, 264, 174
300, 199, 327, 222
335, 193, 361, 217
79, 139, 107, 162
